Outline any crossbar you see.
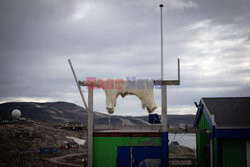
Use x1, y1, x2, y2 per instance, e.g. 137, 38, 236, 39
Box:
94, 125, 208, 133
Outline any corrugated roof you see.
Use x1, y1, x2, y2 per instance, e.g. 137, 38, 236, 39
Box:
202, 97, 250, 127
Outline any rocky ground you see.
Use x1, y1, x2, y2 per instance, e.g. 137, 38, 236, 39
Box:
0, 120, 195, 166
0, 120, 87, 167
169, 145, 196, 166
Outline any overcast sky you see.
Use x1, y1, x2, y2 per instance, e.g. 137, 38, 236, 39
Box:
0, 0, 250, 116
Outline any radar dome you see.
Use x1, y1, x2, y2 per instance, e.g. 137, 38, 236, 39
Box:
12, 109, 21, 119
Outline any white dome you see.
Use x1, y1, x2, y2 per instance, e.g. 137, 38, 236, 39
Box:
12, 109, 21, 119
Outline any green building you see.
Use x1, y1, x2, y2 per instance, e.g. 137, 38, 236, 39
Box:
93, 131, 164, 167
194, 97, 250, 167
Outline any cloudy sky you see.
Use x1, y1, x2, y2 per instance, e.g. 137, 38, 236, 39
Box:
1, 0, 250, 116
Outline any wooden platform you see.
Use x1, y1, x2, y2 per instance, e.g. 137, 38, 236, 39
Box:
94, 125, 208, 134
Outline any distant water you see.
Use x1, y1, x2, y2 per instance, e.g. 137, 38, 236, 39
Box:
169, 133, 196, 149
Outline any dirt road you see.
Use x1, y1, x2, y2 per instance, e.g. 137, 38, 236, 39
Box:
46, 152, 86, 166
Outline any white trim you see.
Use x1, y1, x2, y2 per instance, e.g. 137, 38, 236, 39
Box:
201, 98, 217, 127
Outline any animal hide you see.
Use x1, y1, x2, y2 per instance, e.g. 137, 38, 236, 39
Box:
79, 79, 157, 114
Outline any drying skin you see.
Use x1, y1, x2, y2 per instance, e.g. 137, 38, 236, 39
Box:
80, 79, 157, 114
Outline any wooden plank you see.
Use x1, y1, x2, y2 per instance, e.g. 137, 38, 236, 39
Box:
178, 58, 180, 84
169, 158, 196, 161
93, 132, 162, 137
94, 125, 207, 133
79, 58, 180, 87
154, 80, 180, 85
94, 124, 162, 131
87, 88, 93, 167
79, 79, 180, 86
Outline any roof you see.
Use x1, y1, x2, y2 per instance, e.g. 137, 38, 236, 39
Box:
194, 97, 250, 138
202, 97, 250, 127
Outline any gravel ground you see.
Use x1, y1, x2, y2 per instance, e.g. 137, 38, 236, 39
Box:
0, 120, 195, 166
0, 120, 87, 167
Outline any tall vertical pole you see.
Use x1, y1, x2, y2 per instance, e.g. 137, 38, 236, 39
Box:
160, 4, 168, 167
160, 4, 163, 82
88, 87, 93, 167
160, 4, 167, 133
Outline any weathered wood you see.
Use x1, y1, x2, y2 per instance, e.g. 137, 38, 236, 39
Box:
79, 79, 180, 86
169, 157, 196, 167
94, 124, 162, 131
68, 59, 92, 166
68, 59, 88, 110
162, 85, 167, 132
155, 58, 180, 86
178, 58, 180, 84
87, 88, 93, 167
169, 158, 197, 161
78, 81, 86, 86
169, 165, 196, 167
154, 80, 180, 85
70, 56, 181, 167
94, 125, 208, 133
210, 138, 213, 167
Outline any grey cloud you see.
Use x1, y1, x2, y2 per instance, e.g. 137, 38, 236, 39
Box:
0, 0, 250, 115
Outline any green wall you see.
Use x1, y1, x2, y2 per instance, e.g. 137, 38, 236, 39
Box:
196, 111, 247, 167
197, 112, 211, 130
93, 136, 162, 167
222, 139, 246, 167
196, 112, 211, 167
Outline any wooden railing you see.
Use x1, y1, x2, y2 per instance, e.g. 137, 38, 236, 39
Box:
169, 158, 196, 167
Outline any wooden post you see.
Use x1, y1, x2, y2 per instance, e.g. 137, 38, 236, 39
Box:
88, 87, 93, 167
162, 84, 168, 167
210, 138, 214, 167
68, 59, 88, 110
162, 85, 167, 132
68, 59, 94, 167
178, 58, 180, 84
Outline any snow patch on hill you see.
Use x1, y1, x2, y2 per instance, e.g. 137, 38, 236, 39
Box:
66, 136, 86, 145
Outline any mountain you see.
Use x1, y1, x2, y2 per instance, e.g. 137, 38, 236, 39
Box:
0, 101, 195, 126
0, 101, 88, 123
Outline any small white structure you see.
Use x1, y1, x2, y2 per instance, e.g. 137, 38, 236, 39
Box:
11, 109, 21, 120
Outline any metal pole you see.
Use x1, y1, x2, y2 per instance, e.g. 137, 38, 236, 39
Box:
160, 4, 168, 167
160, 3, 167, 132
160, 4, 163, 81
